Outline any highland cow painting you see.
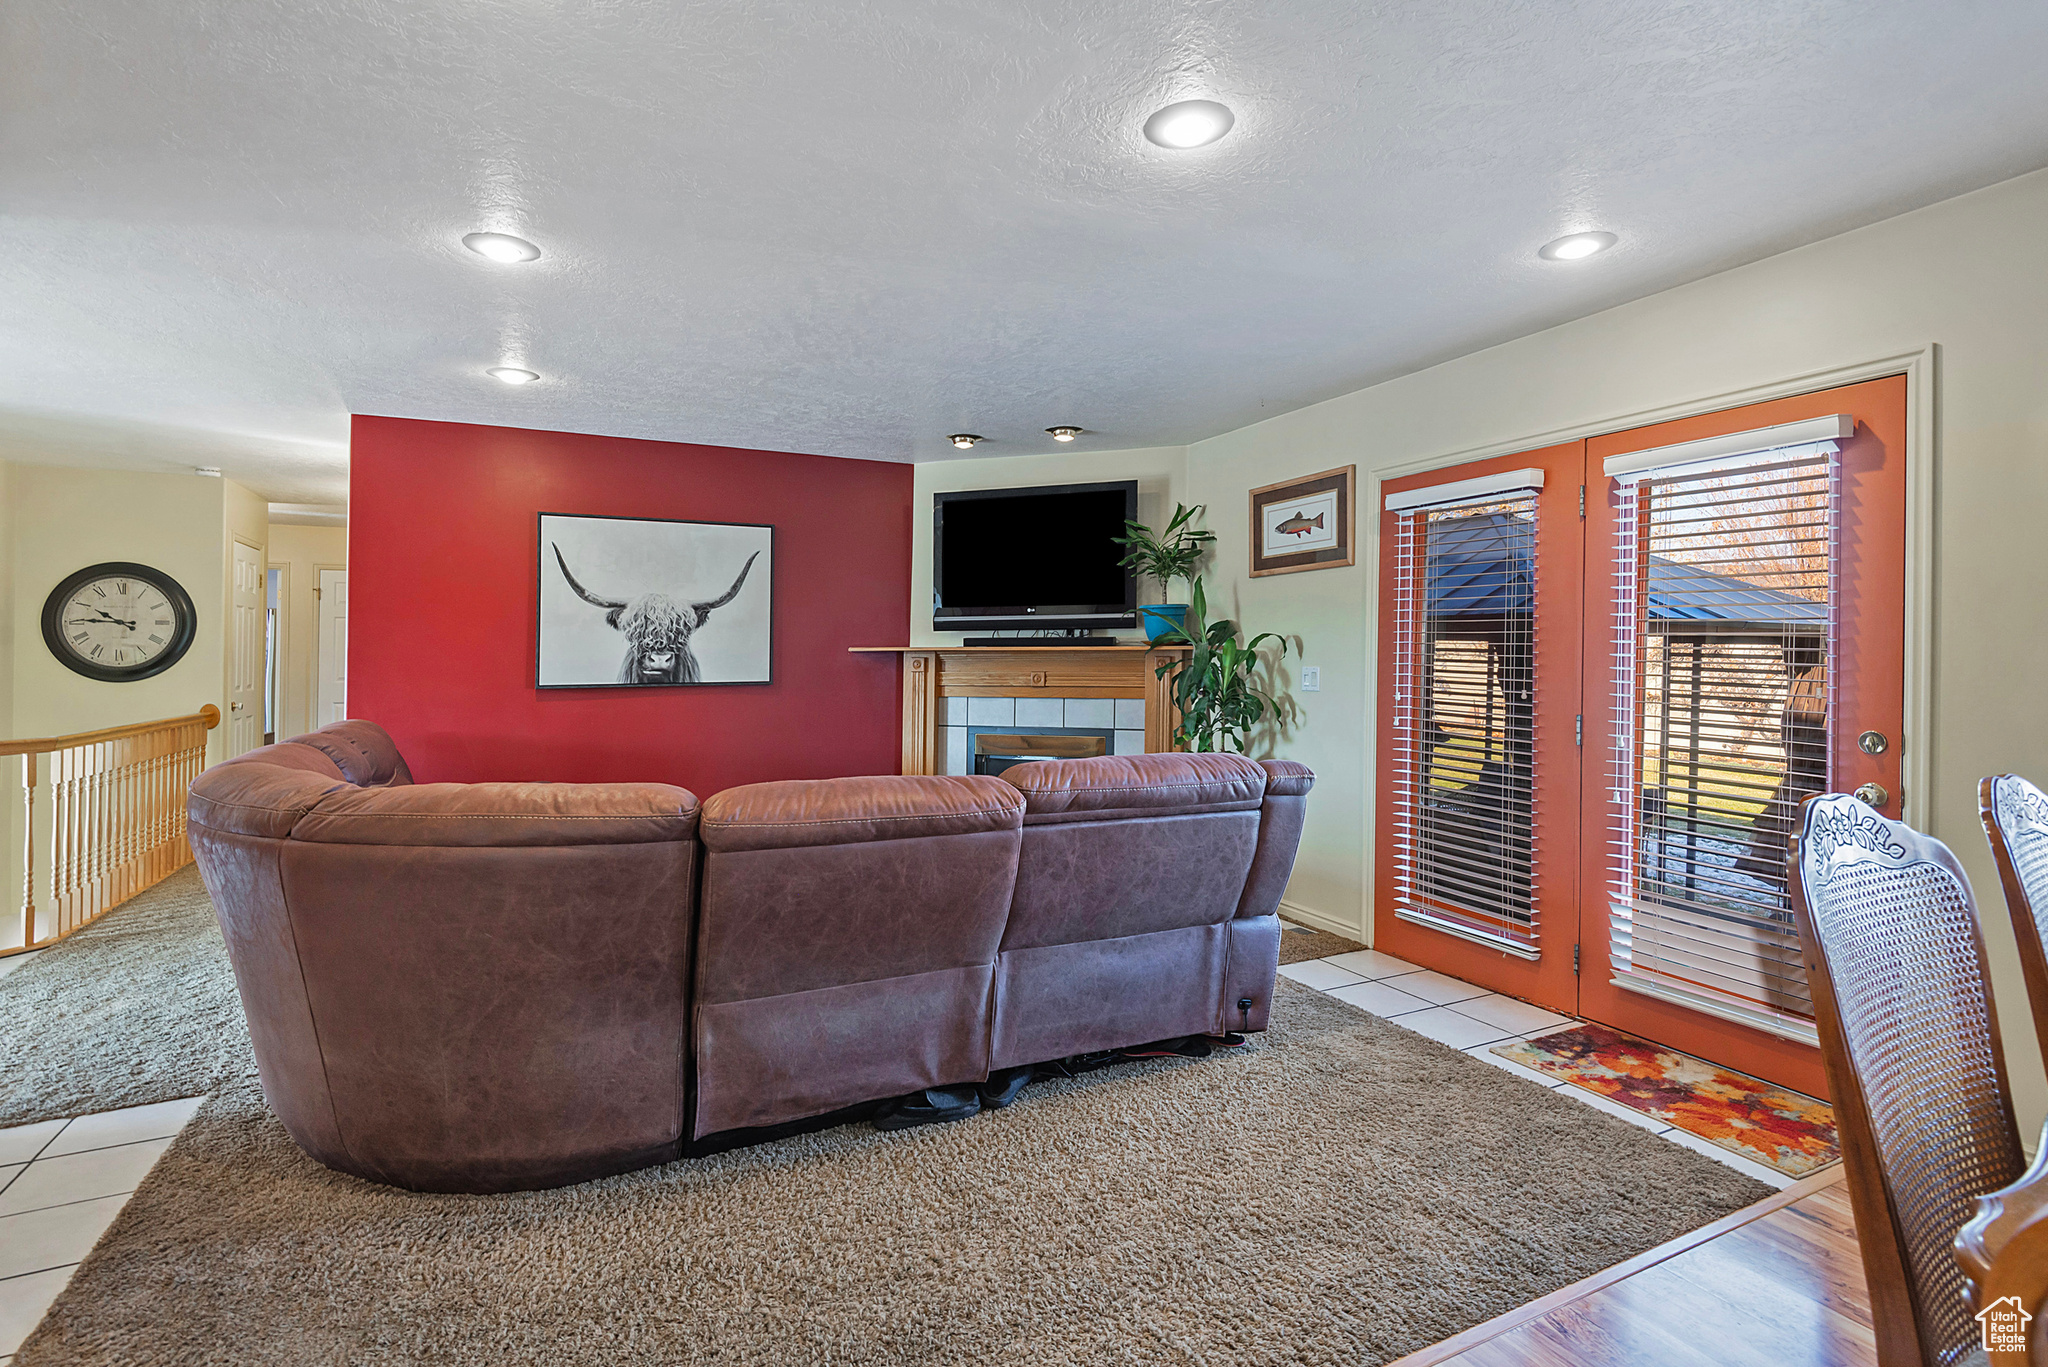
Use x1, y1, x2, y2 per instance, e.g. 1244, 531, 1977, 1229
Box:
537, 513, 773, 687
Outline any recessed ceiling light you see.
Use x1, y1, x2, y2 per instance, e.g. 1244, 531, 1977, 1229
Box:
1046, 426, 1083, 442
488, 366, 540, 384
1538, 231, 1618, 262
1143, 100, 1235, 149
948, 433, 983, 449
462, 232, 543, 264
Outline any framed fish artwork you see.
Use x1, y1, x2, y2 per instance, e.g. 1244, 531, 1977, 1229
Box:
1248, 465, 1355, 577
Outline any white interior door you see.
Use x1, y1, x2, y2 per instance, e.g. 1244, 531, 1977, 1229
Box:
317, 569, 348, 725
230, 540, 264, 757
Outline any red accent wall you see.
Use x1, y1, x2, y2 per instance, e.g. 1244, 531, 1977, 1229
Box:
348, 415, 909, 793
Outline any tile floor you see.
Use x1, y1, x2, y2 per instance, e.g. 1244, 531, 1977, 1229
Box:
0, 1096, 206, 1362
1277, 936, 1797, 1192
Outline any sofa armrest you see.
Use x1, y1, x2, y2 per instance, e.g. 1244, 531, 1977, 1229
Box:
1236, 761, 1316, 919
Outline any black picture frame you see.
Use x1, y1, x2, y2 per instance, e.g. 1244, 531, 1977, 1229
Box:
536, 512, 775, 689
41, 561, 199, 683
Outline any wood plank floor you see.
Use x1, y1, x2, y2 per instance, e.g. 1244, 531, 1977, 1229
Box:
1389, 1168, 1877, 1367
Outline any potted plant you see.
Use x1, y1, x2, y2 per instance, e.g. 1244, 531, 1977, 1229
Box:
1114, 503, 1216, 643
1153, 578, 1289, 753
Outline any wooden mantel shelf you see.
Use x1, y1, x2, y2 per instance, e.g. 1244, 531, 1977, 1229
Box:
849, 644, 1190, 775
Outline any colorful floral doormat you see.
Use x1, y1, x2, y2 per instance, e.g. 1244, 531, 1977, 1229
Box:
1493, 1023, 1839, 1178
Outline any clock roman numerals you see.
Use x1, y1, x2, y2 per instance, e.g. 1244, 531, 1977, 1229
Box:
47, 564, 193, 681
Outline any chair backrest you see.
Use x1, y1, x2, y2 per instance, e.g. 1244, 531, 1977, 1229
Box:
1981, 774, 2048, 1055
1791, 793, 2025, 1367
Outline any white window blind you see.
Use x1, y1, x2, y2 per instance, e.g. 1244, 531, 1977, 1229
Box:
1606, 433, 1840, 1041
1390, 485, 1541, 956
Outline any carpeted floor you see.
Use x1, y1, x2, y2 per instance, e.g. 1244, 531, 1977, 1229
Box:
0, 865, 252, 1128
13, 908, 1771, 1366
1277, 922, 1366, 963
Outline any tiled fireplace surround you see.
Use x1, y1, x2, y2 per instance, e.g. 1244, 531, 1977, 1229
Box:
940, 696, 1147, 776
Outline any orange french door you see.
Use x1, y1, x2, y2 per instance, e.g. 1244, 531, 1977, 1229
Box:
1374, 442, 1586, 1014
1578, 376, 1907, 1098
1374, 377, 1907, 1095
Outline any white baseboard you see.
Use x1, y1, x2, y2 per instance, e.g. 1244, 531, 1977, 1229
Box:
1276, 898, 1364, 943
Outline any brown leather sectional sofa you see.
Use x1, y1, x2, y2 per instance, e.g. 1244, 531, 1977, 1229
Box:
188, 719, 1313, 1193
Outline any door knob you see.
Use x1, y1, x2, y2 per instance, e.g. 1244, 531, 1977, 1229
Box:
1857, 731, 1889, 755
1853, 782, 1888, 808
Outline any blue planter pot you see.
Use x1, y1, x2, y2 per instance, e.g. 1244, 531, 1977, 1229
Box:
1138, 603, 1188, 643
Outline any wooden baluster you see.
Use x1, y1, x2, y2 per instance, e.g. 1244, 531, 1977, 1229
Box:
20, 751, 37, 948
118, 741, 130, 907
58, 748, 73, 929
53, 748, 69, 934
90, 742, 105, 920
106, 742, 119, 914
145, 742, 159, 882
119, 739, 134, 904
47, 749, 62, 934
68, 747, 84, 925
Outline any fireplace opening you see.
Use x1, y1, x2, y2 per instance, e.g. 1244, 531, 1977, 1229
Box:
970, 726, 1118, 777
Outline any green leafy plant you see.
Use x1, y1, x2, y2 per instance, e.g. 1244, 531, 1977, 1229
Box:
1113, 503, 1216, 603
1153, 578, 1288, 753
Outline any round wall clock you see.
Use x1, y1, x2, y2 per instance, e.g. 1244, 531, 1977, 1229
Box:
41, 562, 199, 682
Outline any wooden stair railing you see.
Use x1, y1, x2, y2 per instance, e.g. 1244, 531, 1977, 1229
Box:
3, 704, 221, 956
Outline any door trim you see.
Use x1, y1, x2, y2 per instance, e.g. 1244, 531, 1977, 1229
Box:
314, 562, 347, 726
1360, 345, 1937, 943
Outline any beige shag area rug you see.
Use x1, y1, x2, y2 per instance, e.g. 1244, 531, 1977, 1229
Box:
18, 970, 1768, 1365
0, 866, 251, 1127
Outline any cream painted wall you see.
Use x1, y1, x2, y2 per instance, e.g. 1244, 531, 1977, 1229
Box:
1184, 165, 2048, 1132
0, 459, 14, 740
6, 464, 229, 758
0, 465, 276, 944
266, 523, 346, 741
0, 460, 15, 938
910, 445, 1188, 647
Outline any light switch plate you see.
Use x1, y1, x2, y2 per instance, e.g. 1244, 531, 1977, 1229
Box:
1300, 666, 1320, 692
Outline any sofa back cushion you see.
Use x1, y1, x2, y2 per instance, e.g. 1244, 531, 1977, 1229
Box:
292, 781, 698, 847
691, 775, 1024, 1137
699, 774, 1019, 852
284, 719, 414, 788
696, 775, 1022, 1002
996, 754, 1263, 952
1001, 751, 1265, 822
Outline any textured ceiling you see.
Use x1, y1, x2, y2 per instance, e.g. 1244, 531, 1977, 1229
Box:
4, 1, 2048, 503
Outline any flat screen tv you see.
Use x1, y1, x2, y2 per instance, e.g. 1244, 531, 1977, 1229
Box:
933, 480, 1138, 634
